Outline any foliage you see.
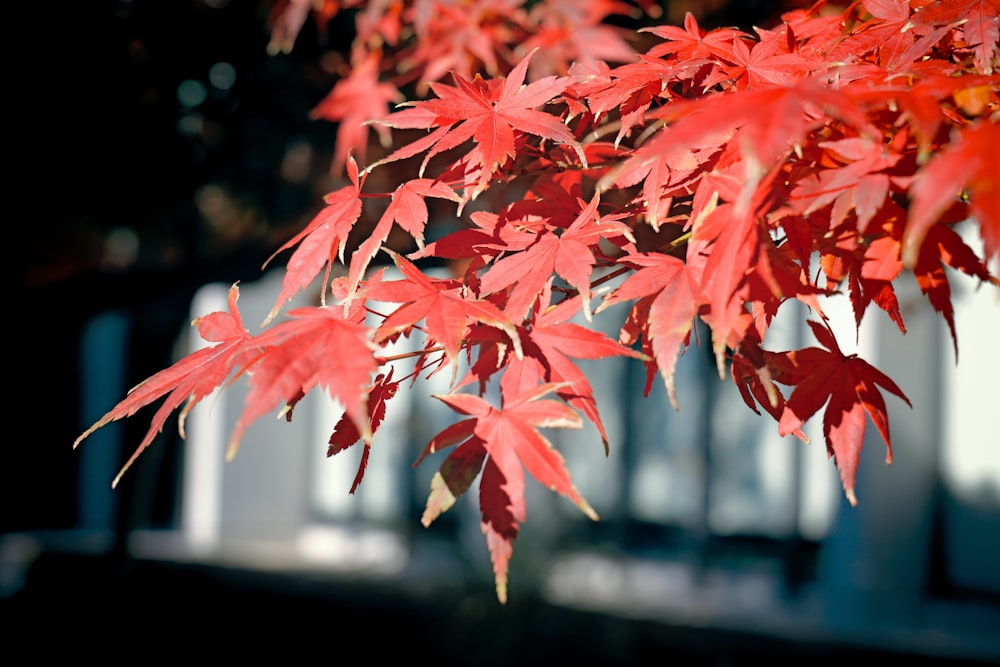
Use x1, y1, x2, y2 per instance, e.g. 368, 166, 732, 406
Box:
75, 0, 1000, 603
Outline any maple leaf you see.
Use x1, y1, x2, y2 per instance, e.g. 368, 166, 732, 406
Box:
904, 119, 1000, 269
419, 434, 487, 528
770, 319, 911, 506
747, 234, 831, 324
790, 135, 902, 234
508, 282, 649, 451
327, 369, 401, 494
911, 222, 995, 360
597, 252, 704, 409
362, 251, 523, 373
428, 379, 598, 603
406, 0, 525, 84
909, 0, 1000, 75
375, 48, 585, 196
347, 177, 461, 294
780, 3, 848, 57
602, 118, 729, 231
408, 209, 511, 264
311, 49, 402, 175
226, 302, 378, 461
74, 283, 254, 487
262, 155, 365, 325
641, 11, 748, 62
519, 0, 639, 78
692, 193, 764, 374
815, 222, 908, 335
890, 73, 999, 161
478, 193, 633, 321
729, 327, 806, 442
603, 76, 872, 219
710, 24, 816, 90
580, 54, 703, 147
834, 0, 920, 66
353, 0, 405, 48
478, 447, 524, 606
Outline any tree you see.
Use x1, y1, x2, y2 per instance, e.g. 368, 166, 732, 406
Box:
74, 0, 1000, 603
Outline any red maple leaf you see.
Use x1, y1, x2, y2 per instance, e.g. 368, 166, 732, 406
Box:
478, 193, 633, 321
683, 161, 797, 371
811, 222, 908, 336
579, 51, 717, 149
265, 0, 345, 56
408, 208, 516, 265
730, 327, 806, 442
477, 448, 524, 606
361, 251, 523, 372
347, 177, 461, 294
770, 319, 911, 506
310, 49, 402, 175
423, 378, 598, 603
375, 48, 585, 196
327, 369, 402, 494
262, 155, 365, 325
518, 0, 638, 78
641, 11, 747, 62
601, 117, 728, 230
904, 119, 1000, 269
834, 0, 921, 66
505, 283, 649, 451
602, 76, 874, 240
911, 222, 995, 359
790, 135, 902, 234
909, 0, 1000, 75
597, 252, 704, 409
227, 301, 378, 461
709, 24, 816, 90
405, 0, 522, 83
74, 283, 254, 487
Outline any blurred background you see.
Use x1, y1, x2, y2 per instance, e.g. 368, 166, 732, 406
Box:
6, 0, 999, 663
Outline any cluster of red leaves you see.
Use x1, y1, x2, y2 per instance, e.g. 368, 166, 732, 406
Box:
76, 0, 999, 603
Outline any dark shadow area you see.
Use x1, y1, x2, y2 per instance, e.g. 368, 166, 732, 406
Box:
4, 550, 994, 665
